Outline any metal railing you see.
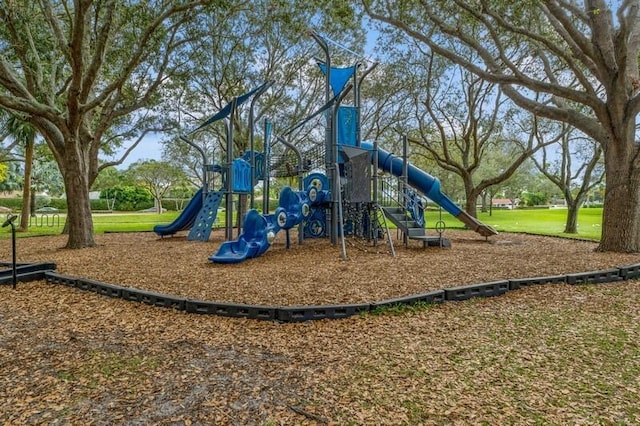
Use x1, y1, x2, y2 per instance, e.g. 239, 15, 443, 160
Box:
377, 174, 426, 222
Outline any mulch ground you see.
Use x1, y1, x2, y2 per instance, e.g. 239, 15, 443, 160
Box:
1, 230, 640, 424
5, 229, 640, 306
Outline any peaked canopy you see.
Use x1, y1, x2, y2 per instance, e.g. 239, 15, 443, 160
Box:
317, 63, 358, 97
188, 81, 271, 135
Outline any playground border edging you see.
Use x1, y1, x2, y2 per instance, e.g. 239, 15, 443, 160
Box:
0, 262, 57, 286
370, 290, 445, 310
566, 268, 623, 285
1, 262, 635, 322
444, 280, 510, 301
509, 274, 567, 290
619, 263, 640, 280
185, 299, 278, 320
277, 303, 370, 322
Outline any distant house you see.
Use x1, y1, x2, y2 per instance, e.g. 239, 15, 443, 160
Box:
60, 191, 101, 200
492, 198, 518, 209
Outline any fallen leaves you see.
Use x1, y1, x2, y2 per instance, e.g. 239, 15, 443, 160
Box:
1, 232, 640, 423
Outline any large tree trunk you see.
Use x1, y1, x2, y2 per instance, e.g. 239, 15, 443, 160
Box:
62, 153, 95, 249
17, 135, 34, 232
480, 191, 489, 213
598, 139, 640, 252
463, 181, 480, 219
564, 203, 579, 234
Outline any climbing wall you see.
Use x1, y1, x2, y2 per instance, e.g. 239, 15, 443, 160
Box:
187, 191, 223, 241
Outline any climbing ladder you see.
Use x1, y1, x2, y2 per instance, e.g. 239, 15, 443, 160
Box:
188, 191, 223, 241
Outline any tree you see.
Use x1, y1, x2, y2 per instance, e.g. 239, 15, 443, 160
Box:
127, 160, 186, 213
0, 161, 21, 194
0, 110, 37, 231
406, 55, 558, 217
364, 1, 640, 252
532, 122, 605, 233
0, 1, 238, 248
91, 166, 127, 211
162, 1, 365, 186
0, 163, 7, 185
99, 185, 152, 211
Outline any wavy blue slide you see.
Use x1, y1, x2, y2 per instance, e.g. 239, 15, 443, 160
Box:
153, 188, 204, 237
361, 141, 497, 236
208, 210, 276, 264
209, 187, 311, 264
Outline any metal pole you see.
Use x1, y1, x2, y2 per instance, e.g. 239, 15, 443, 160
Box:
11, 221, 16, 289
353, 63, 361, 147
373, 139, 379, 205
336, 162, 347, 261
357, 62, 378, 147
310, 31, 335, 244
248, 81, 274, 210
2, 215, 18, 289
225, 97, 238, 240
263, 120, 272, 214
402, 135, 409, 246
249, 96, 256, 211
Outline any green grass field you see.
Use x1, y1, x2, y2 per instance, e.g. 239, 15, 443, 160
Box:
426, 207, 603, 240
1, 207, 604, 241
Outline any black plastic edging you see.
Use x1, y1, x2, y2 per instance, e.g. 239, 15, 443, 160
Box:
121, 287, 186, 310
45, 271, 77, 287
509, 275, 567, 290
445, 280, 510, 301
186, 299, 278, 320
0, 262, 57, 285
40, 262, 640, 323
370, 290, 445, 310
76, 278, 124, 298
619, 263, 640, 280
566, 268, 622, 285
277, 303, 370, 322
0, 262, 56, 279
0, 270, 50, 285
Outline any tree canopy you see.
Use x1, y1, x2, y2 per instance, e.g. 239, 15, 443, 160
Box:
0, 0, 243, 247
364, 0, 640, 252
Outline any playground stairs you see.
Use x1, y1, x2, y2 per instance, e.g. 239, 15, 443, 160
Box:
188, 191, 223, 241
371, 204, 395, 257
382, 206, 451, 248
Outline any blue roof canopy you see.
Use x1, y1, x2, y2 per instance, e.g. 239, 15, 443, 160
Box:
317, 63, 357, 97
188, 81, 270, 135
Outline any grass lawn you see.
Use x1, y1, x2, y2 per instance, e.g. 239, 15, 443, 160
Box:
425, 207, 603, 240
2, 207, 604, 240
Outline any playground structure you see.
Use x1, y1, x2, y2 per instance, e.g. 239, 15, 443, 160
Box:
5, 33, 639, 325
153, 81, 273, 242
154, 32, 497, 263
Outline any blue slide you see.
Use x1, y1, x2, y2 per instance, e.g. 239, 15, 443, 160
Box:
208, 210, 276, 264
209, 187, 311, 264
361, 142, 497, 237
153, 188, 204, 237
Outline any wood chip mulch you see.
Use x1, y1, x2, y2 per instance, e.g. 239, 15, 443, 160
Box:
4, 229, 639, 306
1, 230, 639, 424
